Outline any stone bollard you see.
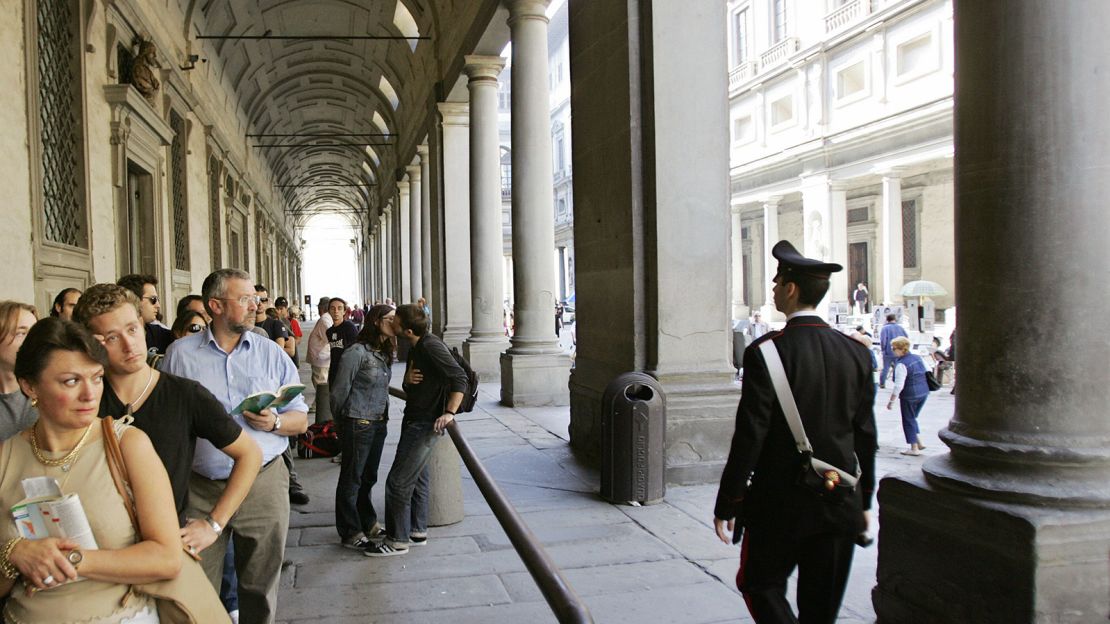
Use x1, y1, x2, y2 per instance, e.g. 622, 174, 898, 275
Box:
426, 434, 464, 526
313, 383, 331, 425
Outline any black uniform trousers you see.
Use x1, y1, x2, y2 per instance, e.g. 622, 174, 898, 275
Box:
738, 527, 855, 624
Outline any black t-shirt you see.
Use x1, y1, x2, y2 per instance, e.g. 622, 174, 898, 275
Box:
326, 320, 359, 385
145, 323, 175, 355
259, 318, 289, 342
99, 372, 242, 525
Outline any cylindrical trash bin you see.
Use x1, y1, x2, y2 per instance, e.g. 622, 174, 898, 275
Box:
601, 372, 666, 505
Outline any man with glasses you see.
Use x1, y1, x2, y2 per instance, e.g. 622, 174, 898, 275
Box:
118, 273, 175, 357
163, 269, 309, 624
74, 283, 262, 559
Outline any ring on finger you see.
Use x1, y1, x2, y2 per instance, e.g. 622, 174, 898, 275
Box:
188, 545, 196, 554
42, 574, 55, 586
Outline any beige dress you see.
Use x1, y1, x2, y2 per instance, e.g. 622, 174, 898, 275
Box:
0, 418, 156, 623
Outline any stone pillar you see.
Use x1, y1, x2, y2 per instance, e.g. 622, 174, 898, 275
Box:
418, 142, 432, 306
873, 3, 1110, 621
879, 170, 904, 305
407, 160, 423, 303
760, 197, 780, 319
463, 55, 511, 381
500, 0, 571, 406
438, 102, 474, 349
800, 174, 846, 315
567, 0, 736, 483
398, 178, 413, 303
730, 206, 744, 320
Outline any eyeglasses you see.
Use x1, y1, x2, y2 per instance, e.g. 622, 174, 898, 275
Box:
258, 297, 269, 303
218, 295, 261, 307
187, 324, 204, 334
142, 295, 159, 305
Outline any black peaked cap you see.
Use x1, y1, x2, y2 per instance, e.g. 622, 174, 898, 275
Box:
772, 240, 843, 278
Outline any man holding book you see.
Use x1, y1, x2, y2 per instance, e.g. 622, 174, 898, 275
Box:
163, 269, 309, 624
73, 284, 262, 557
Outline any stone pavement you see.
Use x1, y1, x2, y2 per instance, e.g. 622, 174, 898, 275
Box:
278, 350, 955, 623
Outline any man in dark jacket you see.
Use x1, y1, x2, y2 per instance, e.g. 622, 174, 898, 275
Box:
365, 303, 466, 557
714, 240, 877, 624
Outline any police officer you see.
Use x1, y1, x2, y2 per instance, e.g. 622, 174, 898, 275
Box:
713, 240, 878, 624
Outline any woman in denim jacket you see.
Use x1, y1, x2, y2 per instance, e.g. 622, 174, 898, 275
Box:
330, 304, 396, 549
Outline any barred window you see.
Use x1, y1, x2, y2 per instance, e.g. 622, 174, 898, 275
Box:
902, 198, 919, 269
37, 0, 87, 248
847, 206, 869, 223
208, 157, 222, 267
169, 110, 189, 270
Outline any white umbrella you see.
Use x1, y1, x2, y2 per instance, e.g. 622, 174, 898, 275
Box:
900, 280, 948, 298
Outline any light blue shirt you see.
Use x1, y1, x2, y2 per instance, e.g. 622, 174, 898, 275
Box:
163, 327, 307, 479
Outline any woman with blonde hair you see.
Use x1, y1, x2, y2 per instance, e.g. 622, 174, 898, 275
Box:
0, 301, 39, 440
886, 336, 930, 456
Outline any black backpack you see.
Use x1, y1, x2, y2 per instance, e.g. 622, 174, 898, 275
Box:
449, 347, 479, 413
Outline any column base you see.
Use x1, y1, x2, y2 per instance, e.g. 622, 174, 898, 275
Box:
874, 470, 1110, 623
441, 324, 472, 351
499, 351, 571, 406
426, 435, 463, 527
462, 337, 509, 383
569, 362, 739, 484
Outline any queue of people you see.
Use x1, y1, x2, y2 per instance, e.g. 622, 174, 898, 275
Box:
0, 275, 455, 623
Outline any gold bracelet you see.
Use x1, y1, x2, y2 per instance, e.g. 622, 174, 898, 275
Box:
0, 537, 23, 580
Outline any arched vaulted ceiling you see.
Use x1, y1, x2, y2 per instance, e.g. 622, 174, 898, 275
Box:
179, 0, 504, 224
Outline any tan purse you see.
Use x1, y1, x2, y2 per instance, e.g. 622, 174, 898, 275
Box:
100, 416, 231, 624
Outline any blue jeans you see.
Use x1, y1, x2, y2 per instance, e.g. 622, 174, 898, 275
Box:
899, 395, 928, 444
220, 540, 238, 612
880, 354, 897, 386
383, 418, 437, 546
335, 417, 389, 540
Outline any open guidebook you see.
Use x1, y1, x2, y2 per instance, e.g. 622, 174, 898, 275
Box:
231, 383, 305, 416
11, 476, 99, 586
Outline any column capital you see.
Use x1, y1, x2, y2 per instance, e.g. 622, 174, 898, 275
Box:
416, 142, 429, 158
464, 55, 506, 82
878, 166, 907, 179
437, 102, 470, 126
397, 178, 410, 192
506, 0, 550, 24
406, 163, 422, 180
761, 195, 783, 208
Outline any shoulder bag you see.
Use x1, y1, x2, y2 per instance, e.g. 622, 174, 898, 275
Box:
100, 416, 231, 624
758, 341, 861, 500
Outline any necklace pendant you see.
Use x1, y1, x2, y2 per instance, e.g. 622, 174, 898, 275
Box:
61, 463, 70, 473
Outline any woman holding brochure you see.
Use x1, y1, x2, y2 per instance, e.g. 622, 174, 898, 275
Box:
0, 318, 182, 623
330, 304, 396, 549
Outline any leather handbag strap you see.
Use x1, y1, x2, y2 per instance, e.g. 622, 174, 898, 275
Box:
758, 341, 813, 454
101, 416, 140, 531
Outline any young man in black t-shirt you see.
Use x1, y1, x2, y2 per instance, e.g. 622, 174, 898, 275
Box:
74, 284, 262, 556
325, 297, 360, 385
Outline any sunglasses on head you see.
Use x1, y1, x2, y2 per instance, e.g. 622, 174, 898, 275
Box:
187, 324, 204, 334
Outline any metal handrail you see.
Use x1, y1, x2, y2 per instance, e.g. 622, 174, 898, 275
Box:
389, 386, 594, 623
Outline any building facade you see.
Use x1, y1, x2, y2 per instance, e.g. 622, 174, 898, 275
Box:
727, 0, 954, 321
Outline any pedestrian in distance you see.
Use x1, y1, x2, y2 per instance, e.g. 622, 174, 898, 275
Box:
713, 240, 877, 624
878, 313, 908, 389
886, 336, 930, 456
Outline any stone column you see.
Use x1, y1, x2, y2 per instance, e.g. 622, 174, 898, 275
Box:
800, 174, 847, 314
398, 178, 412, 303
417, 142, 432, 305
463, 55, 511, 381
879, 170, 904, 305
407, 159, 423, 303
437, 102, 474, 349
760, 197, 781, 319
567, 0, 736, 482
730, 206, 744, 320
874, 3, 1110, 621
500, 0, 571, 406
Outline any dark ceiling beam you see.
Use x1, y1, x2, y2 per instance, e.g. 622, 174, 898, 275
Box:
196, 34, 429, 41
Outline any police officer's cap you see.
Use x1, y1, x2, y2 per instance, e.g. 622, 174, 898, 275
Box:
772, 240, 842, 279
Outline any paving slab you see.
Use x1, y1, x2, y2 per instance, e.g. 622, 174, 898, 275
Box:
276, 573, 511, 619
499, 559, 720, 603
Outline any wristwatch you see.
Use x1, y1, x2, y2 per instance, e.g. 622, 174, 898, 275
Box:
270, 414, 282, 432
204, 515, 223, 536
67, 550, 83, 568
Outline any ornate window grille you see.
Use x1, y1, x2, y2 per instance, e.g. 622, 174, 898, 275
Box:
170, 110, 189, 270
37, 0, 86, 248
208, 157, 221, 267
902, 199, 919, 268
